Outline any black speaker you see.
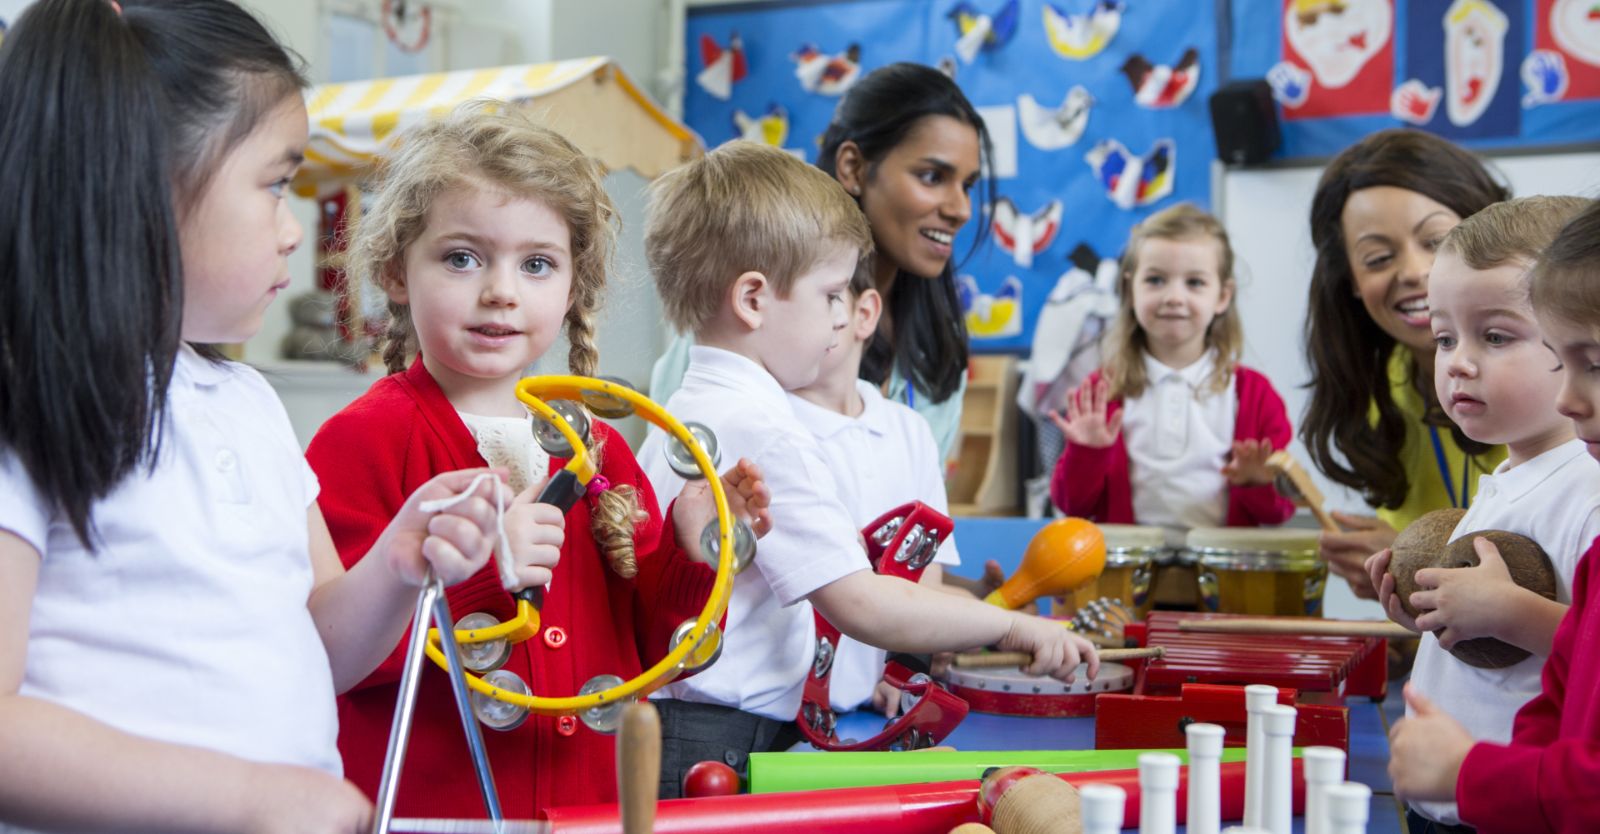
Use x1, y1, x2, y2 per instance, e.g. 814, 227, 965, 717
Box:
1209, 80, 1280, 166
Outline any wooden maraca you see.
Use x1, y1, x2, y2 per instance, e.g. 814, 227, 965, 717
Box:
977, 766, 1082, 834
984, 518, 1105, 610
1388, 509, 1557, 668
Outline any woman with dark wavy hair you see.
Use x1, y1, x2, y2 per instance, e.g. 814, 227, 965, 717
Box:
652, 62, 994, 461
1302, 129, 1509, 597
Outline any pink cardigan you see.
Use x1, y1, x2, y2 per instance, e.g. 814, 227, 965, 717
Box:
1049, 365, 1295, 527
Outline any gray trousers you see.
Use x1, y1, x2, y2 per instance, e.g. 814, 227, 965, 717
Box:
653, 699, 803, 799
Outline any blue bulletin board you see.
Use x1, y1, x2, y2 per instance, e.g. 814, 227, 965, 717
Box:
1230, 0, 1600, 158
685, 0, 1221, 354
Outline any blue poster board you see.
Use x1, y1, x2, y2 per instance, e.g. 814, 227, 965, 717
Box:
685, 0, 1220, 354
1229, 0, 1600, 158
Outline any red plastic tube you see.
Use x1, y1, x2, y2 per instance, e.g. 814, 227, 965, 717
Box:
544, 759, 1305, 833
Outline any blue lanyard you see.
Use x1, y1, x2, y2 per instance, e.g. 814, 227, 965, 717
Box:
904, 383, 915, 409
1428, 425, 1472, 509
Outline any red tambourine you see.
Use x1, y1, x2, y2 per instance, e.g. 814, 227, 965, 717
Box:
796, 501, 969, 751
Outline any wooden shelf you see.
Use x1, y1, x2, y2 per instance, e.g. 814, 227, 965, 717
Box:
947, 355, 1020, 516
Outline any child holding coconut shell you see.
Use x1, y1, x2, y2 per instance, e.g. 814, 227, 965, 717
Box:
1367, 196, 1600, 833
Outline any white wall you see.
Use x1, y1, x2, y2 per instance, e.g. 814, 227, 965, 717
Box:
1219, 150, 1600, 617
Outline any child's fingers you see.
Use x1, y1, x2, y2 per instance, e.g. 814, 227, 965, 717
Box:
1105, 408, 1124, 438
420, 532, 480, 582
1409, 588, 1439, 612
1044, 409, 1071, 433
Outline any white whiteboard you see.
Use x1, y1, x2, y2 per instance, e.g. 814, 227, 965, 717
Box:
1217, 149, 1600, 617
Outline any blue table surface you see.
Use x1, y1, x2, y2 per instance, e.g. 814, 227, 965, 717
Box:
829, 686, 1407, 834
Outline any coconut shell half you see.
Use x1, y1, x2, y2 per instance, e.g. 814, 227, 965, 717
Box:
1440, 531, 1557, 669
1389, 508, 1467, 619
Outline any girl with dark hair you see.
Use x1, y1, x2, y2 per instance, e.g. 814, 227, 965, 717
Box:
1301, 129, 1510, 597
0, 2, 506, 830
651, 61, 992, 461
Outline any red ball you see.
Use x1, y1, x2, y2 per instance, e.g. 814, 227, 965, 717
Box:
682, 760, 741, 797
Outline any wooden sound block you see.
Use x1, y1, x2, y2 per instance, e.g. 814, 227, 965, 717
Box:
1267, 451, 1339, 533
978, 766, 1082, 834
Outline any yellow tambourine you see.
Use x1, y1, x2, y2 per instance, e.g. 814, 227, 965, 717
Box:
421, 375, 749, 732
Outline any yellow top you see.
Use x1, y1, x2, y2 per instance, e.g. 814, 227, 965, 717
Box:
1374, 348, 1507, 532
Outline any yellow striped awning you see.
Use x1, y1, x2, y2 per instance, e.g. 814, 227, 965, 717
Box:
293, 57, 702, 198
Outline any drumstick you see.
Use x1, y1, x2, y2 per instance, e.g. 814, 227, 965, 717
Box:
1175, 617, 1414, 640
1266, 451, 1341, 534
951, 646, 1165, 669
618, 701, 661, 834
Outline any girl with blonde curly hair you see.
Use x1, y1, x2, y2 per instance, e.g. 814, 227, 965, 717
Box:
306, 103, 769, 818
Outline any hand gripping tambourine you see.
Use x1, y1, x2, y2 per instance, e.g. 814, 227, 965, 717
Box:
373, 375, 753, 834
796, 501, 970, 752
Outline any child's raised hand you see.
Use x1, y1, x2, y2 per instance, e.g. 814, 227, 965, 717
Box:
1410, 537, 1518, 648
1222, 438, 1276, 486
673, 458, 774, 562
378, 468, 505, 587
1046, 378, 1122, 449
996, 613, 1101, 682
1388, 683, 1474, 803
499, 477, 566, 592
1365, 548, 1421, 632
242, 763, 371, 834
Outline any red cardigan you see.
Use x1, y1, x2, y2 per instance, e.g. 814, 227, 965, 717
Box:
1049, 365, 1295, 527
307, 360, 716, 819
1458, 535, 1600, 833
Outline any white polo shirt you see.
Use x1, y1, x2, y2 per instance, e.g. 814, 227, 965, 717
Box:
1123, 350, 1236, 530
639, 346, 868, 721
0, 347, 340, 779
1408, 438, 1600, 824
789, 381, 961, 711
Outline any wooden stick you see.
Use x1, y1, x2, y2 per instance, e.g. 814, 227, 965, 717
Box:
618, 701, 660, 834
952, 646, 1166, 669
1267, 451, 1342, 534
1175, 617, 1415, 639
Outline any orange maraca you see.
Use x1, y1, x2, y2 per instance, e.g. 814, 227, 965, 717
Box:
983, 518, 1105, 610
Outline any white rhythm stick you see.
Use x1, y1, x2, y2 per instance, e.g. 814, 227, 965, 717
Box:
1138, 752, 1180, 834
1185, 722, 1225, 834
1261, 704, 1298, 834
1325, 782, 1373, 834
1302, 746, 1347, 834
1079, 783, 1126, 834
1242, 684, 1279, 829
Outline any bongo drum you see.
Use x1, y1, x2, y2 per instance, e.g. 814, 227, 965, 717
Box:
1187, 527, 1328, 616
1148, 527, 1200, 609
942, 662, 1136, 718
1059, 524, 1160, 619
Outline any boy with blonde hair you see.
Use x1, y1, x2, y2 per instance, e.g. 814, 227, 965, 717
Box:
639, 141, 1098, 796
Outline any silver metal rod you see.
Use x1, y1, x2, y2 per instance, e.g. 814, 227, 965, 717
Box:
431, 584, 506, 828
373, 576, 443, 834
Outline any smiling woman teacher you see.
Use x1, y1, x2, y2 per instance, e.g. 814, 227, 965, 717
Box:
651, 63, 994, 463
1301, 129, 1510, 598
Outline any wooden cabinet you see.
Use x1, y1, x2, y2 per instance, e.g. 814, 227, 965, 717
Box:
948, 355, 1020, 516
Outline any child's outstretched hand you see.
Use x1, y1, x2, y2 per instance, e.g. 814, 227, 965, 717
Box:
1365, 548, 1421, 632
1222, 438, 1276, 486
1047, 378, 1122, 449
996, 613, 1101, 682
1388, 683, 1473, 802
500, 476, 566, 592
376, 468, 506, 587
674, 458, 774, 562
1410, 537, 1517, 648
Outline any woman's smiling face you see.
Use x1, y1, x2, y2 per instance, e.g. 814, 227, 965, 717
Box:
1341, 185, 1464, 355
852, 114, 982, 280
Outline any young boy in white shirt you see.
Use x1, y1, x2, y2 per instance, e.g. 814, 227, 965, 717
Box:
1365, 196, 1600, 833
788, 267, 963, 716
638, 142, 1098, 797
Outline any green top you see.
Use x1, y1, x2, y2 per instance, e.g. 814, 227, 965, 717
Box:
648, 332, 966, 465
1374, 348, 1507, 532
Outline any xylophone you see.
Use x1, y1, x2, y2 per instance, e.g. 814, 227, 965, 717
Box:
1128, 612, 1390, 700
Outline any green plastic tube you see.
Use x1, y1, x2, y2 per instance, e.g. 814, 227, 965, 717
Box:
748, 747, 1255, 794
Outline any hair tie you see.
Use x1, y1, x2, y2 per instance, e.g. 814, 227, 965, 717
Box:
586, 474, 611, 496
